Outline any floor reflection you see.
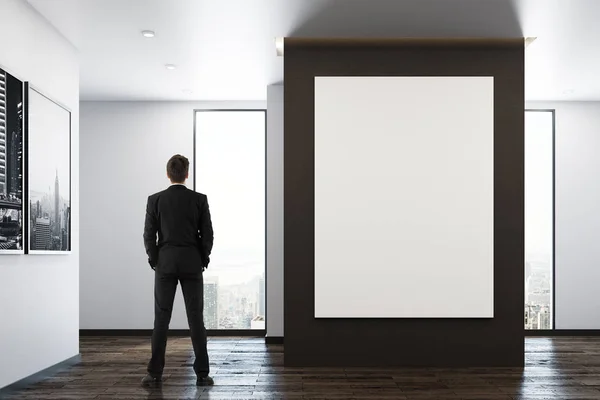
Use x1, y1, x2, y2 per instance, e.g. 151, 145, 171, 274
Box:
5, 337, 600, 400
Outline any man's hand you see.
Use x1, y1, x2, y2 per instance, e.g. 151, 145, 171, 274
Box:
201, 256, 210, 272
198, 195, 213, 272
148, 258, 156, 271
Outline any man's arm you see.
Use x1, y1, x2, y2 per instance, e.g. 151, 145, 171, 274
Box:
143, 196, 159, 269
198, 195, 214, 268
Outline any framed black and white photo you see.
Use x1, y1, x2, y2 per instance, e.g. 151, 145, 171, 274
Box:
27, 86, 71, 254
0, 66, 25, 254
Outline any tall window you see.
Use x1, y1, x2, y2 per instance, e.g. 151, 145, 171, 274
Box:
194, 110, 266, 330
524, 110, 554, 330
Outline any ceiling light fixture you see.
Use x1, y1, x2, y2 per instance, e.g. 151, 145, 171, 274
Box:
165, 64, 177, 70
141, 30, 155, 38
182, 89, 193, 94
525, 37, 537, 48
275, 37, 284, 56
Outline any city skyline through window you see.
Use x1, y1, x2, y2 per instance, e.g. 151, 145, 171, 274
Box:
525, 110, 554, 330
194, 110, 266, 330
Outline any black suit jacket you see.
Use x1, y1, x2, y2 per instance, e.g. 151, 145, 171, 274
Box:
143, 185, 214, 274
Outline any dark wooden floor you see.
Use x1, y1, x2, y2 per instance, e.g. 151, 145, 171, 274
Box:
3, 337, 600, 399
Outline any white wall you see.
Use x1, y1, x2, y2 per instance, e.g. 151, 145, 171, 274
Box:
528, 101, 600, 329
79, 95, 600, 332
79, 101, 265, 329
266, 84, 283, 337
0, 0, 79, 388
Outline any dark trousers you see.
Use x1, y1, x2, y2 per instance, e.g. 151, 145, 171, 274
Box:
147, 271, 209, 378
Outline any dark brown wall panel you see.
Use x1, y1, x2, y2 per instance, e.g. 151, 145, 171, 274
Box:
283, 38, 524, 367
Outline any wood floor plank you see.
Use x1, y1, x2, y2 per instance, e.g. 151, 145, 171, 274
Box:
3, 337, 600, 399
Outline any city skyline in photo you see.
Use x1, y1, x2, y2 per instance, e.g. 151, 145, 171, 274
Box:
29, 168, 71, 252
0, 67, 24, 252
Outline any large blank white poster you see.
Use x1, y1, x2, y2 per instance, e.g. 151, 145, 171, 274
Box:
314, 76, 494, 318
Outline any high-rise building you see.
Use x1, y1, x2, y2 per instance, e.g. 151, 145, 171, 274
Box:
35, 217, 51, 250
54, 170, 60, 236
3, 72, 22, 200
0, 69, 7, 195
204, 276, 219, 329
8, 130, 19, 196
61, 229, 68, 251
6, 101, 22, 198
15, 101, 22, 199
538, 307, 551, 330
65, 206, 70, 250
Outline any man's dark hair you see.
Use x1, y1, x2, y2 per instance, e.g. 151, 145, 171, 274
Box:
167, 154, 189, 183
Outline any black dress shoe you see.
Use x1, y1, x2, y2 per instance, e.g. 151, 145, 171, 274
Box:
196, 376, 214, 386
141, 374, 162, 386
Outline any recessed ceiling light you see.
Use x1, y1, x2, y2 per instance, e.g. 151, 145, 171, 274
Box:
563, 89, 575, 95
165, 64, 176, 70
182, 89, 193, 94
141, 30, 155, 38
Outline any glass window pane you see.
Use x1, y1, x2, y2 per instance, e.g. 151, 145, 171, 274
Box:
525, 110, 554, 330
195, 110, 265, 330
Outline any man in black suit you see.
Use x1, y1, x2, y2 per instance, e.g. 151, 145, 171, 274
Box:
141, 154, 214, 387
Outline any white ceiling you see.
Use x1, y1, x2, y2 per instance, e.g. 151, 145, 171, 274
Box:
26, 0, 600, 101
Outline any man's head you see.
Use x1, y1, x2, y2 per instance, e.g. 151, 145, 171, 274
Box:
166, 154, 189, 184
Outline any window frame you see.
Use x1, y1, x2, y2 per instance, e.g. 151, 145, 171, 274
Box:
524, 108, 556, 331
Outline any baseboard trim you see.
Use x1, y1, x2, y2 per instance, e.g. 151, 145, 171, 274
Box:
526, 330, 600, 336
0, 354, 81, 395
266, 336, 284, 344
80, 329, 266, 337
